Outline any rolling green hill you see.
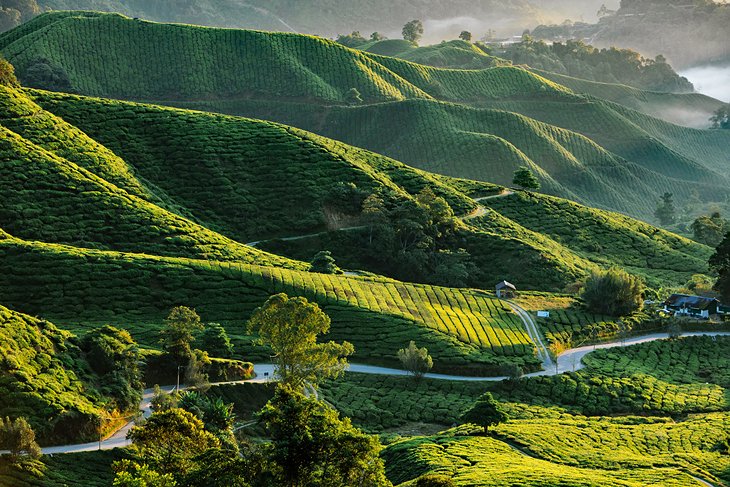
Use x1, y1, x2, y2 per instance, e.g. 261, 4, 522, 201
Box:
5, 13, 725, 223
0, 305, 105, 443
0, 82, 709, 292
0, 228, 542, 375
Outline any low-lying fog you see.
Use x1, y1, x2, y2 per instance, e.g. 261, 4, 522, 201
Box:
681, 65, 730, 103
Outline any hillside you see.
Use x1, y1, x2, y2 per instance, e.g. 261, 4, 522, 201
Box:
0, 228, 542, 376
14, 86, 711, 289
0, 305, 104, 443
4, 12, 727, 224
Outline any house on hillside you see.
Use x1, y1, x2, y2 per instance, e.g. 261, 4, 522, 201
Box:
495, 281, 517, 299
664, 294, 719, 319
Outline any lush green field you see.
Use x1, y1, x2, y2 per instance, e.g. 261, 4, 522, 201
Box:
4, 12, 729, 223
0, 450, 124, 487
0, 231, 541, 374
489, 336, 730, 416
383, 423, 720, 487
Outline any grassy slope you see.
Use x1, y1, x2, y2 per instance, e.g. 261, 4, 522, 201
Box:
0, 229, 542, 375
0, 305, 103, 443
28, 89, 711, 289
2, 12, 728, 222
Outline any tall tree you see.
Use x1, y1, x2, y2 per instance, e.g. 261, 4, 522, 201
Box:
248, 294, 354, 390
160, 306, 204, 365
512, 167, 541, 190
81, 325, 144, 411
582, 268, 645, 316
710, 104, 730, 129
402, 20, 424, 44
691, 212, 729, 247
0, 55, 18, 87
0, 417, 41, 464
258, 386, 391, 487
198, 323, 233, 358
397, 341, 433, 378
710, 232, 730, 301
125, 408, 219, 476
461, 392, 509, 433
654, 192, 676, 225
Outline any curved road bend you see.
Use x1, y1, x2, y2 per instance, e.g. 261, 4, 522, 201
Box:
40, 332, 730, 454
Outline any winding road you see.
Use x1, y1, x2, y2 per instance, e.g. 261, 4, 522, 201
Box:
39, 329, 730, 455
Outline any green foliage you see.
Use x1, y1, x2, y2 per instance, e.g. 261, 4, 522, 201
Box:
461, 392, 509, 432
582, 268, 645, 317
458, 31, 472, 42
397, 341, 433, 378
112, 460, 176, 487
198, 323, 233, 359
0, 305, 108, 443
711, 104, 730, 129
0, 417, 41, 464
692, 212, 729, 247
512, 167, 540, 190
335, 31, 367, 48
248, 293, 354, 390
81, 326, 143, 412
125, 408, 220, 476
258, 386, 392, 487
655, 192, 677, 226
402, 20, 423, 44
177, 391, 235, 448
499, 38, 693, 93
710, 232, 730, 301
309, 250, 340, 275
160, 307, 203, 365
416, 474, 456, 487
0, 55, 18, 87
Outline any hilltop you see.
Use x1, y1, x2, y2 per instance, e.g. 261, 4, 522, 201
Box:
3, 12, 727, 224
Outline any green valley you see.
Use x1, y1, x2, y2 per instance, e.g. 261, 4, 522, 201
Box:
0, 5, 728, 487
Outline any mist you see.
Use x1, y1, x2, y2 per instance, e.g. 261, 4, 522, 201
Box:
680, 65, 730, 103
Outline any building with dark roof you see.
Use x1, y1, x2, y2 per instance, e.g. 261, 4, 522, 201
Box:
664, 294, 719, 319
495, 281, 516, 299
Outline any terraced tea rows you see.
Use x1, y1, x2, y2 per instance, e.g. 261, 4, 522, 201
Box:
0, 231, 540, 374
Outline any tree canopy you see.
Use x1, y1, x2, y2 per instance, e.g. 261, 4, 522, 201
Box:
248, 293, 354, 390
710, 232, 730, 301
461, 392, 509, 433
160, 306, 204, 364
710, 104, 730, 129
654, 192, 676, 226
582, 268, 645, 316
402, 20, 424, 44
0, 55, 18, 87
512, 167, 541, 190
258, 386, 391, 487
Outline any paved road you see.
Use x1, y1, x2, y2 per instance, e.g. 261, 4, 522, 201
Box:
507, 301, 554, 371
39, 329, 730, 453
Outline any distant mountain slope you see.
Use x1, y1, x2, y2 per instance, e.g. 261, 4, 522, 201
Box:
4, 13, 726, 223
25, 89, 711, 288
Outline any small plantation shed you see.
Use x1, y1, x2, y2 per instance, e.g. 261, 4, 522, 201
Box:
664, 294, 719, 319
495, 281, 516, 299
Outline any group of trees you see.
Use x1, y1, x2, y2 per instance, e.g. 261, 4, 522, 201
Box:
0, 0, 40, 32
115, 294, 389, 486
711, 232, 730, 301
0, 417, 41, 466
710, 104, 730, 130
691, 212, 729, 247
352, 186, 473, 285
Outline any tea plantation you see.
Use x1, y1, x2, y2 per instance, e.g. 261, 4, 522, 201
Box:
3, 12, 730, 222
0, 231, 542, 374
